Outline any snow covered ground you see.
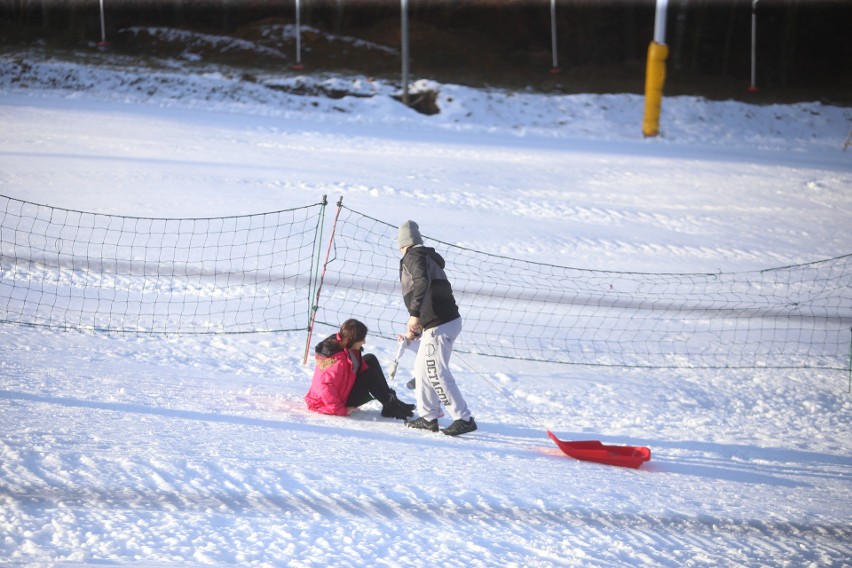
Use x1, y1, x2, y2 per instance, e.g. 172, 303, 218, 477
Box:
1, 44, 851, 567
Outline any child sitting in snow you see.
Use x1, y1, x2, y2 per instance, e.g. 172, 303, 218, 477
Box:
305, 318, 415, 420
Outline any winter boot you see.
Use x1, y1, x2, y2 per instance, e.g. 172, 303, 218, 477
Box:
405, 416, 439, 432
441, 417, 477, 436
381, 393, 415, 420
390, 388, 415, 413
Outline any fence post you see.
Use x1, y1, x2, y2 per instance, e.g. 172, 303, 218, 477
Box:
748, 0, 759, 92
306, 194, 328, 330
549, 0, 560, 73
98, 0, 109, 47
292, 0, 304, 69
303, 196, 344, 365
401, 0, 410, 105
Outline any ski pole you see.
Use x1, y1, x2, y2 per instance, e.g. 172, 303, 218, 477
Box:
387, 338, 407, 383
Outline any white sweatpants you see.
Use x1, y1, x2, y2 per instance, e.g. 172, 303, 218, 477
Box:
412, 317, 471, 421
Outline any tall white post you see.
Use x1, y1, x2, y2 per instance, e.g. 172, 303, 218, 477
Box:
292, 0, 303, 69
749, 0, 759, 92
98, 0, 108, 46
653, 0, 668, 44
401, 0, 410, 105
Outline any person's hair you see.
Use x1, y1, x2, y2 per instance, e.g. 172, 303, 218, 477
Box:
338, 319, 368, 349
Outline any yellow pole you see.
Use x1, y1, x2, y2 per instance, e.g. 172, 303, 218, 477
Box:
642, 41, 669, 138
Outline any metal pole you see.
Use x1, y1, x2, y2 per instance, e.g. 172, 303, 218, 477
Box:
653, 0, 668, 45
306, 194, 328, 334
303, 196, 342, 366
292, 0, 303, 69
98, 0, 108, 46
642, 0, 668, 137
401, 0, 410, 105
549, 0, 560, 73
748, 0, 759, 92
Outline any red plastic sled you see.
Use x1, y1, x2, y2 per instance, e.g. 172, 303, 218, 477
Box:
547, 431, 651, 469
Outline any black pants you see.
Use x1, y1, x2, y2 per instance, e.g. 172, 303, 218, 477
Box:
345, 353, 394, 407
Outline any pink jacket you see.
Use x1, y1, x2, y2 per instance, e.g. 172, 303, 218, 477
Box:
304, 336, 369, 416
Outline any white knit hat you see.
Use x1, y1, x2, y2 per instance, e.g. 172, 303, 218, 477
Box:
398, 220, 423, 248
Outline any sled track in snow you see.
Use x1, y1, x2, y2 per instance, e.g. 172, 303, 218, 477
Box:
3, 482, 849, 565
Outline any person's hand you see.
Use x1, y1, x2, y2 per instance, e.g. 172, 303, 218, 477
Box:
406, 316, 422, 339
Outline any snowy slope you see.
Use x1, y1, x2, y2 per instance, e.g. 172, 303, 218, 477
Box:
1, 46, 851, 567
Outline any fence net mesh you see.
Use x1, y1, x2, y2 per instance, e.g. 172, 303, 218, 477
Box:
0, 194, 324, 334
313, 206, 852, 371
2, 195, 850, 371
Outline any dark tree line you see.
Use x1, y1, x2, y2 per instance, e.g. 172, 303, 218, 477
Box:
1, 0, 849, 102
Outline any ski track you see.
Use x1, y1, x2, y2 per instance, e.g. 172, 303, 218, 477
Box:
2, 326, 850, 566
2, 428, 850, 567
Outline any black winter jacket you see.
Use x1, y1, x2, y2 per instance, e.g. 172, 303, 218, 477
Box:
399, 246, 461, 330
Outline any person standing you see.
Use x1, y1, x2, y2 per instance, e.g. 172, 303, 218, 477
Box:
305, 319, 415, 420
397, 220, 477, 436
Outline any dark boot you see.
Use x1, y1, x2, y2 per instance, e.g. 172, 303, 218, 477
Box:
381, 393, 415, 420
386, 388, 414, 413
405, 416, 439, 432
441, 417, 477, 436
